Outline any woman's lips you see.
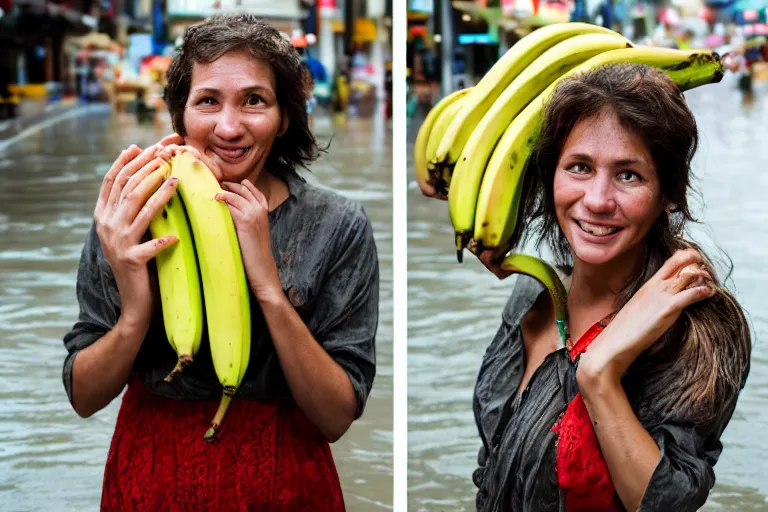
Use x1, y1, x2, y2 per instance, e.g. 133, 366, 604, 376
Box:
211, 145, 252, 164
575, 219, 623, 240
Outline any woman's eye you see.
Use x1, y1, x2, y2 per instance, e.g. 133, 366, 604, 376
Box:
618, 170, 641, 183
566, 163, 589, 174
198, 97, 216, 105
246, 94, 263, 106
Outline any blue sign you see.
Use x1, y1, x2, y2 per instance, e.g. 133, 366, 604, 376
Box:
409, 0, 433, 13
458, 33, 496, 44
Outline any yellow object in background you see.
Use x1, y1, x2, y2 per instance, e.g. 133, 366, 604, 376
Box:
9, 84, 48, 99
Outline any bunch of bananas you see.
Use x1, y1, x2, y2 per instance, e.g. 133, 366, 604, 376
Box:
414, 22, 725, 345
148, 151, 251, 441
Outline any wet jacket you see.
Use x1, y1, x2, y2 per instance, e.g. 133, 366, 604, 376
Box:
62, 170, 379, 419
473, 274, 747, 512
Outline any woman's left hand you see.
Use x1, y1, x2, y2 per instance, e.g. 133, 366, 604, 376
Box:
215, 180, 283, 304
578, 248, 716, 383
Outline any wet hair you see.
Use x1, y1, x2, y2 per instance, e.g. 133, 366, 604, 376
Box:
517, 63, 751, 424
164, 13, 321, 176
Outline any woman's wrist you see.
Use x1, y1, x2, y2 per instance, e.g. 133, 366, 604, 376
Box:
115, 311, 152, 344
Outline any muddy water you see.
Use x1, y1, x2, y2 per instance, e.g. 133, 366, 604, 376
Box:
0, 107, 392, 511
407, 73, 768, 511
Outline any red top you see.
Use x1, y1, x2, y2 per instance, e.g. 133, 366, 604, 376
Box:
552, 316, 624, 512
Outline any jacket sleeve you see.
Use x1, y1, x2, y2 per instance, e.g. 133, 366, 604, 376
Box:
310, 203, 379, 420
61, 223, 121, 406
638, 389, 742, 511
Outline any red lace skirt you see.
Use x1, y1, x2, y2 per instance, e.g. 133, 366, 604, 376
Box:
101, 376, 345, 511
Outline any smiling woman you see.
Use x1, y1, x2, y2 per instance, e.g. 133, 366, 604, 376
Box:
61, 13, 379, 512
471, 64, 752, 512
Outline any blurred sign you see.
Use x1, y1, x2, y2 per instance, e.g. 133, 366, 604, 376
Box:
458, 33, 496, 44
743, 9, 759, 21
409, 0, 432, 13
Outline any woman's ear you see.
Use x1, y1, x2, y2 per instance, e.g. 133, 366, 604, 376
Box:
278, 111, 289, 137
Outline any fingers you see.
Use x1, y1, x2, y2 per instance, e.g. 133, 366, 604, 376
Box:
131, 176, 179, 236
671, 264, 712, 293
215, 189, 250, 212
121, 158, 169, 203
158, 133, 183, 147
119, 168, 167, 226
135, 235, 180, 263
673, 282, 717, 310
106, 145, 162, 212
97, 146, 142, 214
469, 240, 514, 280
239, 179, 269, 210
157, 143, 202, 163
659, 248, 703, 280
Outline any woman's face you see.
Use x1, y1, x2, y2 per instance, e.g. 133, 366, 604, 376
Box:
183, 50, 287, 183
553, 109, 664, 268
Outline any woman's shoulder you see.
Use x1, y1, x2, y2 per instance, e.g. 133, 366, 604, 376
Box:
285, 171, 371, 228
500, 273, 551, 326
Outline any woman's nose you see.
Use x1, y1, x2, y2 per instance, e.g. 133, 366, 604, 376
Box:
213, 106, 245, 140
582, 174, 616, 214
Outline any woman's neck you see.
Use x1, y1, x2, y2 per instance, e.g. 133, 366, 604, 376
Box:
566, 246, 643, 335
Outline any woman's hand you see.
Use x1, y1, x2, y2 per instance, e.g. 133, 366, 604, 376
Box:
579, 248, 716, 382
94, 133, 183, 330
215, 180, 283, 304
467, 239, 514, 279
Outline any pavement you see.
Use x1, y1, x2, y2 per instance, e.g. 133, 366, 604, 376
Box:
0, 98, 88, 141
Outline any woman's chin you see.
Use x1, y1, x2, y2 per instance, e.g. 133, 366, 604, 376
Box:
212, 161, 251, 184
571, 245, 620, 267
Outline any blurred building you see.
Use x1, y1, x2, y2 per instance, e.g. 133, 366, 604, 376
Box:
0, 0, 99, 98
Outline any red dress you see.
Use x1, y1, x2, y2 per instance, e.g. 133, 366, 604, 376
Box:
101, 376, 346, 511
552, 316, 624, 512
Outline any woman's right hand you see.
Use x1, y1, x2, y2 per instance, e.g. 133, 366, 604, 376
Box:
94, 134, 183, 331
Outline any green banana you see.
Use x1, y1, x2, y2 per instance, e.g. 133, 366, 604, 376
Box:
414, 88, 470, 199
148, 161, 204, 382
472, 47, 724, 258
166, 151, 251, 441
501, 254, 570, 346
431, 22, 619, 186
449, 32, 632, 258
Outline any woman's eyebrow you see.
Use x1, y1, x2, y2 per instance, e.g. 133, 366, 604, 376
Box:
563, 153, 646, 167
191, 85, 273, 95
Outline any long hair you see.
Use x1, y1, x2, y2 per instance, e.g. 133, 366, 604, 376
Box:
517, 63, 751, 424
164, 13, 322, 176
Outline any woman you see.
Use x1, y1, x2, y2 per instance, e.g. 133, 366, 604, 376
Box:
62, 14, 379, 511
472, 64, 751, 512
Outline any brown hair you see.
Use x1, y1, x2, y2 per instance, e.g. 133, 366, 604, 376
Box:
518, 63, 751, 424
164, 13, 321, 176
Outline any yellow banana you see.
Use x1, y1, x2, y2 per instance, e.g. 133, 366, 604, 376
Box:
501, 254, 570, 346
432, 22, 619, 181
472, 47, 724, 258
449, 33, 632, 258
414, 88, 470, 199
166, 151, 251, 441
149, 161, 204, 382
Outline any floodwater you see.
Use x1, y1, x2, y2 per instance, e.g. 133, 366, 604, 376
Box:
407, 72, 768, 511
0, 107, 393, 511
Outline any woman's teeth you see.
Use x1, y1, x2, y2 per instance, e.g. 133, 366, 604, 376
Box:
214, 146, 251, 162
577, 220, 621, 236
